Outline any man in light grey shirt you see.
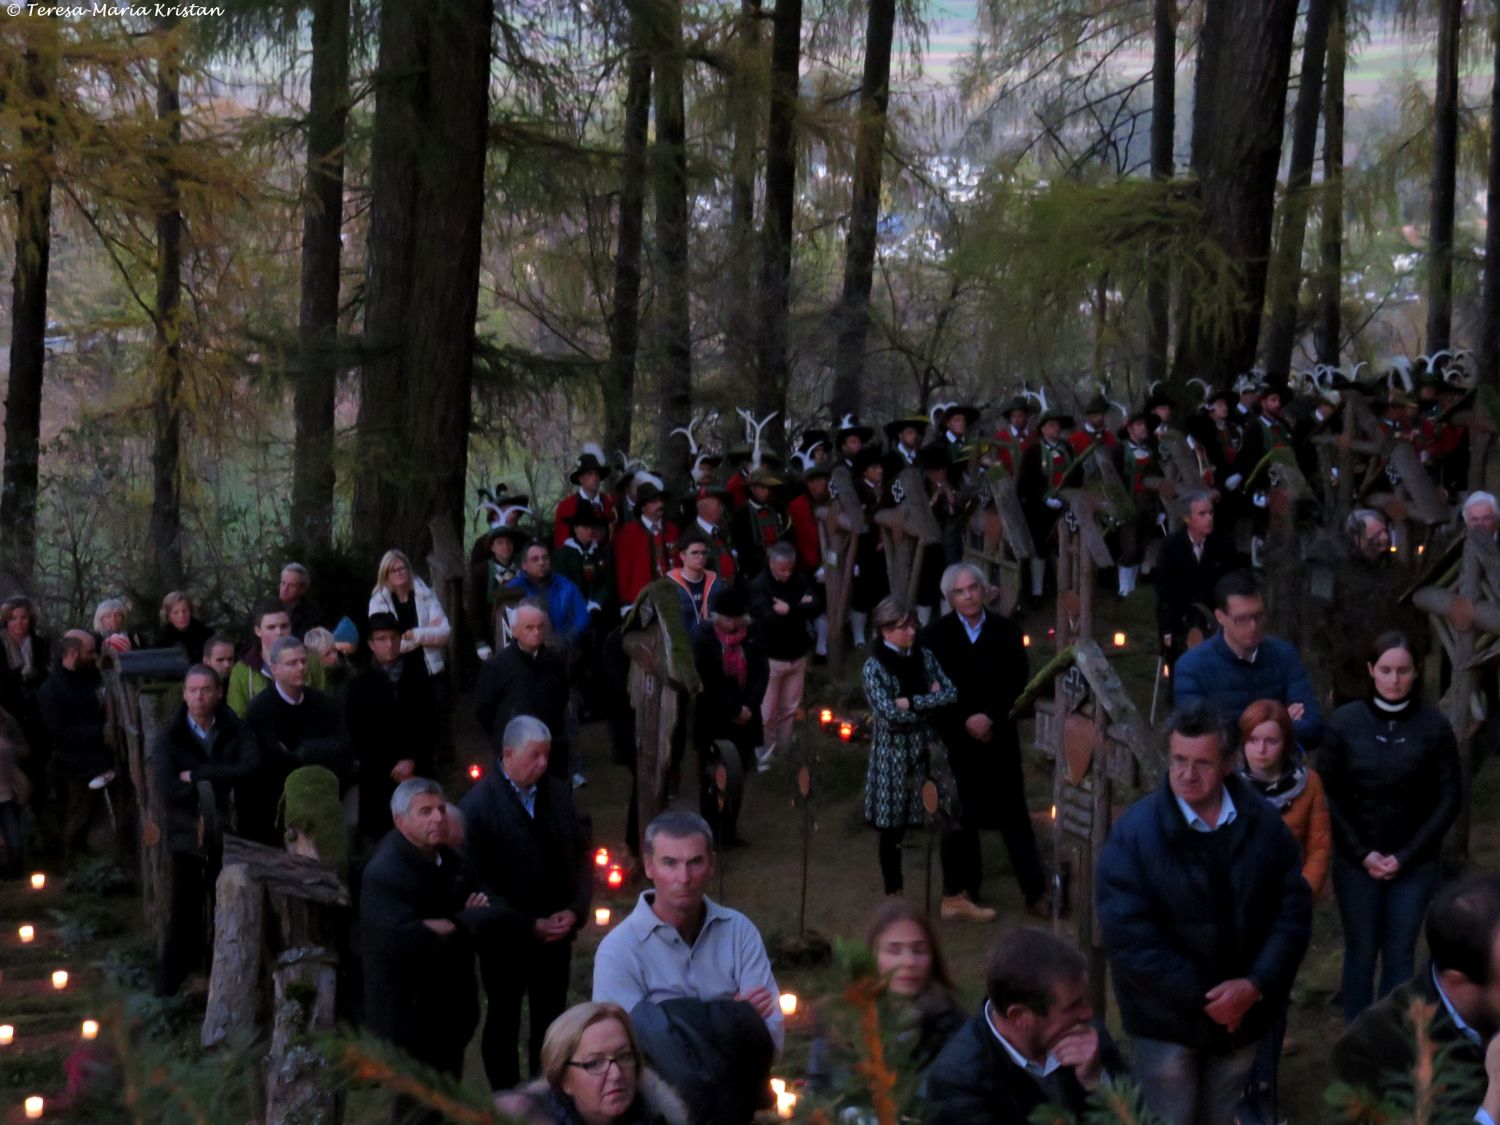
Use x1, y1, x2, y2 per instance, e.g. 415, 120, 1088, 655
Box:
593, 810, 783, 1053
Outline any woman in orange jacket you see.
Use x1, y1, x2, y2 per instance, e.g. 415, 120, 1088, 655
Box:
1237, 697, 1332, 1122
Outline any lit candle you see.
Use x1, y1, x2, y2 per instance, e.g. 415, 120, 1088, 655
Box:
1022, 634, 1032, 648
81, 1020, 99, 1040
1163, 663, 1171, 680
50, 971, 67, 991
771, 1078, 786, 1096
1112, 631, 1127, 648
18, 925, 34, 944
1050, 805, 1057, 820
594, 847, 610, 868
25, 1095, 43, 1119
606, 866, 624, 889
467, 763, 483, 781
0, 1026, 13, 1046
28, 873, 44, 891
818, 708, 833, 728
594, 907, 611, 927
777, 1090, 797, 1119
838, 722, 853, 743
779, 993, 798, 1017
1418, 544, 1426, 555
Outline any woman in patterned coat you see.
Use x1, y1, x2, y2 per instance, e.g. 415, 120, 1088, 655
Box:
861, 598, 986, 916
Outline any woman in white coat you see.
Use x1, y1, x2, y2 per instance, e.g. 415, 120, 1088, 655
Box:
369, 549, 454, 758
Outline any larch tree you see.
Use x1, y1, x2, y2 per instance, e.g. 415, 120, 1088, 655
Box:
1427, 0, 1461, 352
1314, 0, 1345, 366
1145, 0, 1175, 386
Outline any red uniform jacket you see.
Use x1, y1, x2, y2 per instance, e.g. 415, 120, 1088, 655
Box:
1068, 426, 1118, 459
725, 469, 752, 511
788, 494, 822, 572
614, 517, 679, 607
553, 491, 616, 547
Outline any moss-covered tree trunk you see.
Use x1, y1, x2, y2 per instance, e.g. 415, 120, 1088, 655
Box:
755, 0, 802, 453
1, 35, 55, 594
1144, 0, 1175, 386
1172, 0, 1299, 384
150, 22, 185, 591
647, 0, 693, 493
1427, 0, 1461, 353
604, 1, 652, 458
830, 0, 895, 418
354, 0, 492, 556
290, 0, 350, 550
1260, 0, 1333, 380
1314, 0, 1344, 365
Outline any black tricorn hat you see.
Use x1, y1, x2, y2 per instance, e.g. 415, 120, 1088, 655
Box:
884, 413, 931, 442
570, 450, 613, 484
835, 416, 875, 444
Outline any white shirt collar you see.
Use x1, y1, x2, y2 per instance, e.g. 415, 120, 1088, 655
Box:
274, 683, 304, 706
1175, 787, 1237, 833
961, 612, 985, 642
1433, 967, 1483, 1046
984, 1001, 1061, 1077
696, 517, 717, 536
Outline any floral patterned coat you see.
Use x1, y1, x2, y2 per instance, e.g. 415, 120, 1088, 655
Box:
862, 648, 959, 830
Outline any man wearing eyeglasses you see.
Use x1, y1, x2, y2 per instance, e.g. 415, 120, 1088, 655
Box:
1096, 702, 1311, 1125
1172, 570, 1323, 748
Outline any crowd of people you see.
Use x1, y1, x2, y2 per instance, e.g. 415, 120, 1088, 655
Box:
1, 368, 1497, 1124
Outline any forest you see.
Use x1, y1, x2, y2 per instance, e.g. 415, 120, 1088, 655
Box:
0, 0, 1492, 618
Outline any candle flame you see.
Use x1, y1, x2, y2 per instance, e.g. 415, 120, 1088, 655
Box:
838, 722, 854, 742
594, 908, 611, 926
776, 1090, 797, 1119
779, 993, 798, 1016
771, 1078, 787, 1096
818, 708, 833, 724
606, 867, 624, 889
0, 1025, 14, 1046
81, 1020, 99, 1040
467, 763, 483, 781
50, 971, 68, 990
18, 925, 34, 943
28, 873, 44, 890
1023, 634, 1032, 647
594, 847, 610, 867
24, 1095, 43, 1120
1112, 631, 1127, 647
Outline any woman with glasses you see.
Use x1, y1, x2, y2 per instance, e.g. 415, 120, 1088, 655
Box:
369, 549, 452, 677
1320, 630, 1460, 1022
495, 1001, 688, 1125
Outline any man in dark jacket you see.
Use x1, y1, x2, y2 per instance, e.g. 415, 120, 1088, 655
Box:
37, 630, 109, 861
921, 562, 1046, 922
345, 612, 437, 842
361, 778, 497, 1116
1172, 570, 1323, 747
1096, 701, 1311, 1125
1154, 490, 1235, 669
922, 928, 1115, 1123
747, 543, 822, 769
472, 601, 572, 782
147, 665, 252, 995
459, 715, 591, 1093
691, 587, 767, 848
242, 636, 347, 846
1333, 871, 1500, 1119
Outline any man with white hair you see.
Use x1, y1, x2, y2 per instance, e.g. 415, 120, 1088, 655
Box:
361, 777, 497, 1114
1463, 491, 1500, 538
277, 562, 324, 639
460, 715, 592, 1093
921, 563, 1047, 920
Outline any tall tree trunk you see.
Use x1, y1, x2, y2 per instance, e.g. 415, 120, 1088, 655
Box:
290, 0, 350, 550
755, 0, 802, 453
603, 2, 652, 457
727, 0, 762, 394
1145, 0, 1175, 386
354, 0, 492, 555
1428, 0, 1461, 352
1172, 0, 1299, 384
1260, 0, 1334, 379
1314, 0, 1345, 365
647, 0, 694, 493
1, 37, 55, 594
829, 0, 896, 418
150, 22, 185, 591
1470, 4, 1500, 486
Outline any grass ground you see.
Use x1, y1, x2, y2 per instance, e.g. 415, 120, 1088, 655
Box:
5, 582, 1497, 1120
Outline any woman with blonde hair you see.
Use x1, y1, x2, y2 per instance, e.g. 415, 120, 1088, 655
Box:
93, 596, 143, 654
494, 1002, 687, 1125
368, 549, 452, 677
155, 591, 213, 663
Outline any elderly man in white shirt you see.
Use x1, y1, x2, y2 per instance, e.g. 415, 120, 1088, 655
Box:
592, 810, 783, 1054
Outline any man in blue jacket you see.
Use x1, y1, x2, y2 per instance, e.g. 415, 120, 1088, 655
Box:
1096, 701, 1312, 1125
507, 539, 590, 649
1172, 570, 1323, 747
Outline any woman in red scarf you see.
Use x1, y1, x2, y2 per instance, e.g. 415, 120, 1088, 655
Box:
691, 587, 768, 848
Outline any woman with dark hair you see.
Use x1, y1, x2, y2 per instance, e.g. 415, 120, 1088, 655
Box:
1237, 698, 1331, 1121
860, 597, 984, 918
808, 899, 964, 1100
691, 588, 767, 848
1321, 630, 1461, 1022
